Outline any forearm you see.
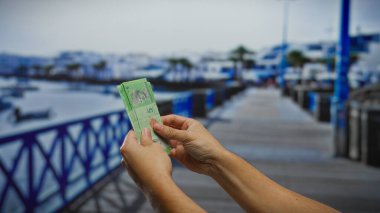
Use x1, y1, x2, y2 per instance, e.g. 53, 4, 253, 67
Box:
210, 150, 338, 213
144, 177, 206, 213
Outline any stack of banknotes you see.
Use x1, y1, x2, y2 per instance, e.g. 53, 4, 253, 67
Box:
117, 78, 171, 154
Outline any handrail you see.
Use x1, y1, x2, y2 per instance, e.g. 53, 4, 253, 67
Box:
0, 110, 130, 213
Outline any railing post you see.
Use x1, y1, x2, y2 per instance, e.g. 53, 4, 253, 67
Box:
58, 127, 67, 204
103, 116, 110, 171
27, 136, 35, 213
83, 120, 92, 185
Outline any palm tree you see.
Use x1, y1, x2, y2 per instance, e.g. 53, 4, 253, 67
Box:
66, 63, 81, 79
177, 58, 193, 81
14, 65, 29, 85
93, 60, 107, 80
287, 50, 310, 68
229, 45, 255, 80
15, 65, 28, 76
167, 58, 179, 70
43, 65, 54, 76
32, 65, 42, 75
177, 58, 192, 70
166, 57, 194, 81
243, 59, 256, 69
230, 45, 255, 62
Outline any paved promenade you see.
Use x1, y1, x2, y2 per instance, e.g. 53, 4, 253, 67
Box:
65, 88, 380, 213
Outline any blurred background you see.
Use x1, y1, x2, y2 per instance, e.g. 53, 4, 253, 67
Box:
0, 0, 380, 212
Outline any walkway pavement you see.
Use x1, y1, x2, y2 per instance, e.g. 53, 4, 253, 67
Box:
65, 88, 380, 213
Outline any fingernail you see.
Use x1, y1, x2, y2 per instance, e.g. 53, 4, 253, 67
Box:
151, 118, 156, 124
170, 148, 176, 156
154, 122, 163, 130
122, 131, 130, 146
144, 128, 151, 137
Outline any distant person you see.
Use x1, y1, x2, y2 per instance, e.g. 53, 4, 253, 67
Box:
14, 107, 22, 122
120, 114, 338, 213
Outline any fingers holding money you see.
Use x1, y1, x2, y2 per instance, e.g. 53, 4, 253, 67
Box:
161, 114, 189, 130
120, 130, 138, 158
141, 128, 153, 146
120, 131, 143, 186
119, 126, 174, 194
151, 118, 192, 143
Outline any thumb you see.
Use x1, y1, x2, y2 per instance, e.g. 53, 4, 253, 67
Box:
152, 120, 191, 143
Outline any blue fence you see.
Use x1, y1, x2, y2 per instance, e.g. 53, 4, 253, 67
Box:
0, 110, 130, 212
155, 91, 193, 118
308, 92, 317, 113
205, 89, 215, 111
171, 92, 193, 117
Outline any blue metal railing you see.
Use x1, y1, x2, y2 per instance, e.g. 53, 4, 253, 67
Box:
155, 91, 193, 118
205, 89, 215, 111
308, 92, 317, 114
0, 110, 130, 213
171, 92, 193, 117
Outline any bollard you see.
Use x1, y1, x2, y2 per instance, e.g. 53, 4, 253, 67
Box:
214, 87, 226, 106
157, 99, 173, 116
308, 92, 332, 122
360, 102, 380, 167
348, 100, 362, 161
192, 89, 215, 118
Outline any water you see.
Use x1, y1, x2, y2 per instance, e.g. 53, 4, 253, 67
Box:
0, 78, 124, 136
0, 77, 193, 136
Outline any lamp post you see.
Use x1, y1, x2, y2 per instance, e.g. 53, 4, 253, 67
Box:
279, 0, 292, 90
332, 0, 351, 156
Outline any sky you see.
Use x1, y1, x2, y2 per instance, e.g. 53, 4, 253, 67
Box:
0, 0, 379, 57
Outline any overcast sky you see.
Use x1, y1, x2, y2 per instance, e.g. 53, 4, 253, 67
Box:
0, 0, 379, 57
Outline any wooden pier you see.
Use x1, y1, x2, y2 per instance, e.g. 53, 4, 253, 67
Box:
64, 88, 380, 213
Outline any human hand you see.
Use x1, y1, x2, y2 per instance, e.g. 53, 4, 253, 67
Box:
120, 128, 172, 193
151, 114, 226, 176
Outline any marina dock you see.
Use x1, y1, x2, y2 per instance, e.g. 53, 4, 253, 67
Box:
1, 1, 380, 212
65, 88, 380, 213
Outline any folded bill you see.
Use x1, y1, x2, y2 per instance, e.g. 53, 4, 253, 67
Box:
117, 78, 171, 154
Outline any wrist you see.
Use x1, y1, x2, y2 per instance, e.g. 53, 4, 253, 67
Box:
207, 148, 233, 178
150, 173, 173, 189
142, 172, 173, 194
143, 174, 182, 208
143, 172, 207, 213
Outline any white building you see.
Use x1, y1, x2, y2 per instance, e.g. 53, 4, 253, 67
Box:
0, 54, 52, 74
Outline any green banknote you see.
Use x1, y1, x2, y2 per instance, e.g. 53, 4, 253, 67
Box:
117, 78, 171, 154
